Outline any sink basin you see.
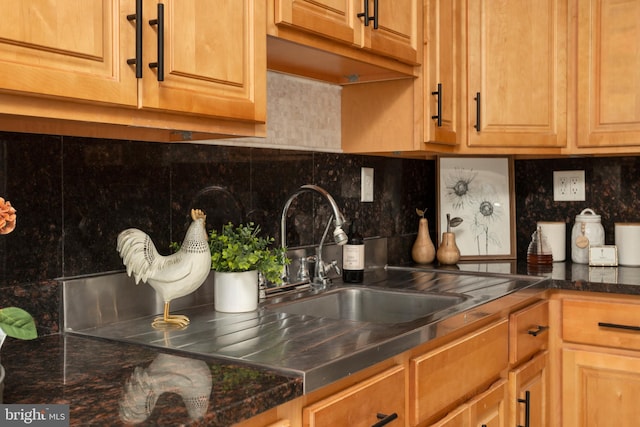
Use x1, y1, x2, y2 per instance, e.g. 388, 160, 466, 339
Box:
267, 287, 467, 324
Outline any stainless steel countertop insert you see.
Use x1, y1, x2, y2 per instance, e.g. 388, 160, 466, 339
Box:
63, 266, 548, 392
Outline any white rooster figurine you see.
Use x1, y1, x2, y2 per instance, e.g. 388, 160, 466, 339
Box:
116, 209, 211, 329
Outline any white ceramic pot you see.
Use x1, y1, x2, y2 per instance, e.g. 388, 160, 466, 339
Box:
214, 270, 259, 313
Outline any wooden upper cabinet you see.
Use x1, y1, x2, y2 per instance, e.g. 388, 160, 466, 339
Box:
0, 0, 137, 106
274, 0, 356, 46
274, 0, 419, 65
0, 0, 265, 136
141, 0, 265, 122
362, 0, 418, 64
425, 0, 464, 146
576, 0, 640, 148
466, 0, 568, 149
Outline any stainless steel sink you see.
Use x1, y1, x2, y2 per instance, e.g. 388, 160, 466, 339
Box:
267, 286, 467, 324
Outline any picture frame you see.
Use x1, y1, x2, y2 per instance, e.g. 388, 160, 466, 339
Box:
437, 156, 516, 260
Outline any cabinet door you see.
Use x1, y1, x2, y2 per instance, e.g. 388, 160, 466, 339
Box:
362, 0, 419, 64
425, 0, 464, 146
428, 380, 507, 427
274, 0, 418, 65
274, 0, 357, 46
429, 405, 467, 427
563, 348, 640, 427
466, 0, 567, 148
410, 320, 508, 425
303, 365, 405, 427
141, 0, 266, 122
470, 379, 507, 427
576, 0, 640, 148
509, 351, 549, 427
0, 0, 137, 106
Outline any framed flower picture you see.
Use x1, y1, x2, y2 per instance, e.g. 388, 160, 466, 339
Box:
437, 156, 516, 260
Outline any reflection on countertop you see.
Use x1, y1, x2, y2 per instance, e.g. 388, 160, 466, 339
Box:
119, 353, 212, 424
457, 260, 640, 293
1, 334, 302, 426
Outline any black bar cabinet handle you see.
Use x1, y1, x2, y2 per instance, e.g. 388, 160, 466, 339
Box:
432, 83, 442, 127
148, 3, 164, 81
372, 412, 398, 427
126, 0, 143, 78
372, 0, 379, 29
527, 325, 549, 337
598, 322, 640, 332
358, 0, 377, 28
474, 92, 481, 131
517, 390, 531, 427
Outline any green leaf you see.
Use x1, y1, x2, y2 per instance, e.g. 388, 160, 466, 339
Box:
0, 307, 37, 340
449, 217, 463, 228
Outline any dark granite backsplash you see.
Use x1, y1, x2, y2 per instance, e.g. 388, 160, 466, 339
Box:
0, 132, 434, 335
3, 130, 640, 336
514, 156, 640, 260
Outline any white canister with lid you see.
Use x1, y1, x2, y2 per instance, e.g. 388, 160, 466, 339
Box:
571, 208, 605, 264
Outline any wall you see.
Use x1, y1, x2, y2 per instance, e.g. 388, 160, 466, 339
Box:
0, 133, 434, 336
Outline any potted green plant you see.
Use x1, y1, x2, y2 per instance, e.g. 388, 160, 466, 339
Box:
209, 222, 288, 312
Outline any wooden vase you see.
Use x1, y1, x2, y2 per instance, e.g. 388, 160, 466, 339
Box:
412, 218, 436, 264
437, 232, 461, 265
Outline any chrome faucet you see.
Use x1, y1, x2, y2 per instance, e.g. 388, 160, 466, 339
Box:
280, 184, 348, 287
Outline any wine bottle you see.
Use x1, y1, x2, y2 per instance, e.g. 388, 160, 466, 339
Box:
342, 220, 364, 283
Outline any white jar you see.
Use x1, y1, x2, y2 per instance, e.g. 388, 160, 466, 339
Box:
570, 208, 605, 264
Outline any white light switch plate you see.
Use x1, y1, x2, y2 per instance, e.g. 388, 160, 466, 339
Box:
361, 167, 374, 202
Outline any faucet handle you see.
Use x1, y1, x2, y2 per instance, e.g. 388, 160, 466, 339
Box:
326, 260, 341, 276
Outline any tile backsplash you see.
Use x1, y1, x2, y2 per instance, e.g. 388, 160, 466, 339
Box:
3, 128, 640, 336
0, 133, 433, 335
514, 156, 640, 260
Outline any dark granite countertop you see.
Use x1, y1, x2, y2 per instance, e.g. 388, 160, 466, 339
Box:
4, 261, 640, 426
1, 334, 302, 426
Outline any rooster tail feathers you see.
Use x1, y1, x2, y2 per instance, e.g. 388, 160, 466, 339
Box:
116, 228, 162, 284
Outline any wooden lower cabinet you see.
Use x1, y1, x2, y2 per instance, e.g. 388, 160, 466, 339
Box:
429, 380, 507, 427
429, 405, 466, 427
302, 365, 405, 427
509, 351, 549, 427
562, 348, 640, 427
469, 380, 507, 427
237, 299, 554, 427
410, 319, 509, 425
560, 293, 640, 426
507, 300, 550, 427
